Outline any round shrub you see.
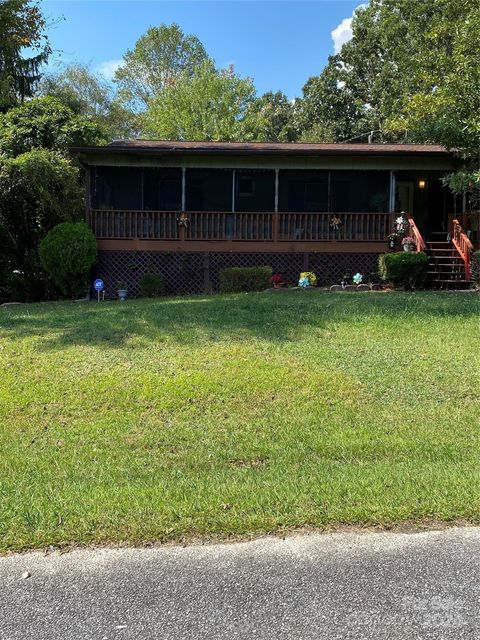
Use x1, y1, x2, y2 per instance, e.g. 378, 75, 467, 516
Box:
378, 251, 428, 289
39, 222, 97, 298
139, 272, 166, 297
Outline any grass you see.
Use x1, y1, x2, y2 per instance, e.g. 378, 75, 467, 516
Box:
0, 290, 479, 552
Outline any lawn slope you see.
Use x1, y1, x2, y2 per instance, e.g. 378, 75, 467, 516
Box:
0, 291, 479, 551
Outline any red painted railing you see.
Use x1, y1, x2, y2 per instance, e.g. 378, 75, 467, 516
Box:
406, 215, 426, 252
452, 218, 474, 280
89, 210, 394, 243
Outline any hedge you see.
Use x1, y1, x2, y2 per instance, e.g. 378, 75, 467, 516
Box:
139, 272, 166, 297
378, 251, 428, 289
219, 266, 272, 293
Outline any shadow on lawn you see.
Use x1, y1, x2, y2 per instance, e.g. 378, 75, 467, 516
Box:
1, 290, 478, 351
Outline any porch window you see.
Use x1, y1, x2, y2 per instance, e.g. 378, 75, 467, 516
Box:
185, 169, 232, 211
90, 166, 142, 210
279, 170, 329, 212
235, 171, 275, 212
143, 168, 182, 210
330, 170, 389, 212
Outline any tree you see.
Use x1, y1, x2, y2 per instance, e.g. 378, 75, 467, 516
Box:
0, 0, 50, 112
38, 64, 136, 140
243, 91, 298, 142
295, 0, 471, 143
0, 96, 104, 156
0, 149, 84, 299
143, 62, 256, 141
114, 23, 211, 111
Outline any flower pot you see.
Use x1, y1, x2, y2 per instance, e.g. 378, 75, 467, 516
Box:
117, 289, 128, 301
403, 244, 414, 252
273, 282, 285, 289
389, 239, 396, 250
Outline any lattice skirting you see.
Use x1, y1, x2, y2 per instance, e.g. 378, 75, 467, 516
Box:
94, 251, 381, 297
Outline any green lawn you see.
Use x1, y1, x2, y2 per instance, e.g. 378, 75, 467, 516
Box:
1, 291, 479, 551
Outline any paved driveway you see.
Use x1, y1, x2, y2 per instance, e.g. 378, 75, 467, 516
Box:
1, 526, 480, 639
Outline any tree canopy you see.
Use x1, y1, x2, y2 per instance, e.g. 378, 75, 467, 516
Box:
143, 62, 256, 141
0, 0, 50, 112
114, 23, 211, 111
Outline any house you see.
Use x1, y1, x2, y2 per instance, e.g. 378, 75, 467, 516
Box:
71, 140, 475, 295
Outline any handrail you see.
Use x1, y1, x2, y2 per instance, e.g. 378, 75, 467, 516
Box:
452, 218, 474, 280
406, 215, 426, 252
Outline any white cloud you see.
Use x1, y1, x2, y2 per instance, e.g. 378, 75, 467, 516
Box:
96, 59, 123, 80
331, 4, 367, 54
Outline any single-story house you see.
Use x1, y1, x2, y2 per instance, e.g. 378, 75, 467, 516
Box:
71, 140, 476, 295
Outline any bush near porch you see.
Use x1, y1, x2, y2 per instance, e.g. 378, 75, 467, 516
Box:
0, 291, 479, 551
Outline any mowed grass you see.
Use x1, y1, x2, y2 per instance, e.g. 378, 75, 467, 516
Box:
0, 291, 479, 551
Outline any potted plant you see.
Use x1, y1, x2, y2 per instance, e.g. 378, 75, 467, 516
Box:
401, 236, 415, 252
387, 232, 399, 250
116, 281, 128, 301
270, 273, 285, 289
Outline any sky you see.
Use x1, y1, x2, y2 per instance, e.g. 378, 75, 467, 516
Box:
42, 0, 362, 98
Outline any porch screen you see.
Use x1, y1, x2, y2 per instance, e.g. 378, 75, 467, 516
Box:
186, 169, 232, 211
330, 171, 389, 212
90, 166, 142, 210
143, 168, 182, 210
235, 171, 275, 212
279, 171, 329, 212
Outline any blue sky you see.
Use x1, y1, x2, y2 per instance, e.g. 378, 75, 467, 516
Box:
42, 0, 361, 98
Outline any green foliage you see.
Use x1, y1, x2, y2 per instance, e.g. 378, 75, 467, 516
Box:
38, 64, 136, 140
219, 266, 272, 293
114, 23, 211, 111
38, 222, 97, 298
0, 0, 50, 112
143, 61, 256, 141
0, 148, 83, 298
378, 252, 428, 289
0, 96, 103, 156
139, 272, 166, 297
473, 251, 480, 285
243, 91, 298, 142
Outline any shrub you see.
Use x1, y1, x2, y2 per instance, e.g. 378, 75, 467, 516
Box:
38, 222, 97, 298
139, 272, 165, 297
378, 251, 428, 289
473, 251, 480, 285
299, 271, 317, 286
219, 266, 272, 293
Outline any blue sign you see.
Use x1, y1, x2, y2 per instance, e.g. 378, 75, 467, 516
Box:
93, 279, 105, 292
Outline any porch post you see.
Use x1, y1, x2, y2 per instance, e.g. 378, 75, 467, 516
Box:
389, 170, 396, 212
181, 167, 186, 211
274, 169, 279, 212
232, 170, 236, 212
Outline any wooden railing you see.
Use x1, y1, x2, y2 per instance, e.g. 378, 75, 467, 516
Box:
452, 218, 474, 280
89, 210, 394, 243
406, 215, 426, 252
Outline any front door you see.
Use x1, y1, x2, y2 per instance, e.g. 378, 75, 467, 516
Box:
396, 181, 414, 215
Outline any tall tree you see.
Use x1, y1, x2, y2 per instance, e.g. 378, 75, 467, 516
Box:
243, 91, 298, 142
143, 62, 256, 141
295, 0, 471, 143
114, 23, 211, 111
38, 64, 136, 139
0, 0, 50, 112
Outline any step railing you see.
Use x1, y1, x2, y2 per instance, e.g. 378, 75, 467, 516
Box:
452, 218, 474, 280
406, 215, 426, 252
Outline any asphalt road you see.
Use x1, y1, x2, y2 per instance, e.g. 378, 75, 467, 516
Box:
1, 526, 480, 640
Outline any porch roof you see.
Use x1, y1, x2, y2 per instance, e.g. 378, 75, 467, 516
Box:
71, 139, 453, 158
